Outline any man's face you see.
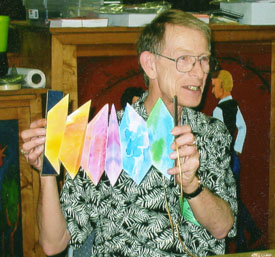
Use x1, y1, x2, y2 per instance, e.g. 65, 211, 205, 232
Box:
154, 24, 210, 111
211, 78, 223, 99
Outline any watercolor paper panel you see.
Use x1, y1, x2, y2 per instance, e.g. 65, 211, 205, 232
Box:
80, 119, 93, 173
59, 100, 91, 178
87, 104, 109, 185
120, 104, 152, 185
105, 104, 122, 186
42, 90, 65, 175
44, 94, 69, 175
147, 98, 174, 179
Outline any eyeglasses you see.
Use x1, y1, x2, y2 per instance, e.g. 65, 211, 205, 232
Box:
154, 53, 213, 74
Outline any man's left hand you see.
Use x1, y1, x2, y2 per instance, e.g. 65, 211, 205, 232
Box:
168, 125, 200, 193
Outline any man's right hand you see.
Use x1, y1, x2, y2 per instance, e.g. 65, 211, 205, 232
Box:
21, 119, 47, 172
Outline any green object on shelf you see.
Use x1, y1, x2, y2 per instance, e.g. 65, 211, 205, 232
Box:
0, 74, 25, 84
0, 16, 10, 52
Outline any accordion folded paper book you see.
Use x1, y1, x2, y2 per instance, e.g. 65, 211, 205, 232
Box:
42, 90, 174, 186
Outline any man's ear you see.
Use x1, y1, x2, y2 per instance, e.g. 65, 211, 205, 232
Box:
139, 51, 157, 80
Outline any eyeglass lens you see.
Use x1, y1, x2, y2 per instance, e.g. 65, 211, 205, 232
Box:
176, 55, 211, 73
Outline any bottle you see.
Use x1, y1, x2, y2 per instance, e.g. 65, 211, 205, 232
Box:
0, 16, 9, 77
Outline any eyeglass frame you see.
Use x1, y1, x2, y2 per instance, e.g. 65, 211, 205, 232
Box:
153, 52, 216, 74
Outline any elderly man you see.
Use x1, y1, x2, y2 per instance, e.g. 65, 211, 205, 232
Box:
21, 9, 237, 257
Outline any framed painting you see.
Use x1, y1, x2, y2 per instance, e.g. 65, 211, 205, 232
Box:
0, 119, 23, 257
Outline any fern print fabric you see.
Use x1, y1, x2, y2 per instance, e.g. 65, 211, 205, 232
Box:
60, 91, 237, 257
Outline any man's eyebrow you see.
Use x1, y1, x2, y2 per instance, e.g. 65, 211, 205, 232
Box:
174, 49, 211, 56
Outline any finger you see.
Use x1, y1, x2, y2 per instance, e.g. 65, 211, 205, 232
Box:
28, 144, 44, 163
170, 144, 197, 160
21, 119, 46, 142
171, 133, 195, 152
21, 127, 46, 143
168, 166, 196, 187
168, 152, 200, 175
168, 162, 196, 176
30, 118, 47, 129
22, 136, 46, 153
27, 144, 44, 171
183, 153, 200, 172
171, 125, 192, 138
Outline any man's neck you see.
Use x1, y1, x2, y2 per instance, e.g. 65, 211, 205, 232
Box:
145, 86, 183, 122
219, 92, 231, 100
144, 86, 158, 114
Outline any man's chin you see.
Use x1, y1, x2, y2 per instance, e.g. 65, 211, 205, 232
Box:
179, 98, 202, 108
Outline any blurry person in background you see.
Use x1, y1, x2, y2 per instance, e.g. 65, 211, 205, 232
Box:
120, 86, 145, 109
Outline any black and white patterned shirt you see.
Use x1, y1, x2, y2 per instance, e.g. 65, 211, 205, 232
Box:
60, 91, 237, 257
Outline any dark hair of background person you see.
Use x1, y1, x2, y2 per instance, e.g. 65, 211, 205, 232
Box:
120, 86, 145, 109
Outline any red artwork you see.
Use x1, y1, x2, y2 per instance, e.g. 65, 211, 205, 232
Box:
0, 120, 23, 257
78, 56, 146, 117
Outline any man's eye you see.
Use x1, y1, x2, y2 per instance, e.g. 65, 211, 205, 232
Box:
179, 55, 190, 62
201, 56, 210, 63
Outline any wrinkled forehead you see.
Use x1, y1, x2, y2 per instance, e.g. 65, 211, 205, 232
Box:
162, 24, 210, 53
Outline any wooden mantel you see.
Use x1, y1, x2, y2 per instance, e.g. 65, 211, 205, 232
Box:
49, 25, 275, 109
211, 24, 275, 42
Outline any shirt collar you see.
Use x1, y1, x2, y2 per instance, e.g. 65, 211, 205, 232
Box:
219, 95, 232, 104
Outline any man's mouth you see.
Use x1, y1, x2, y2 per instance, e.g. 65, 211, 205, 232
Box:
187, 85, 200, 91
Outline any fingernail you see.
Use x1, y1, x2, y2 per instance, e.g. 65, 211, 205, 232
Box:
170, 152, 176, 159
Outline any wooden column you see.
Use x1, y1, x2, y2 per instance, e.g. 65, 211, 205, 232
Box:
51, 35, 78, 111
269, 41, 275, 249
